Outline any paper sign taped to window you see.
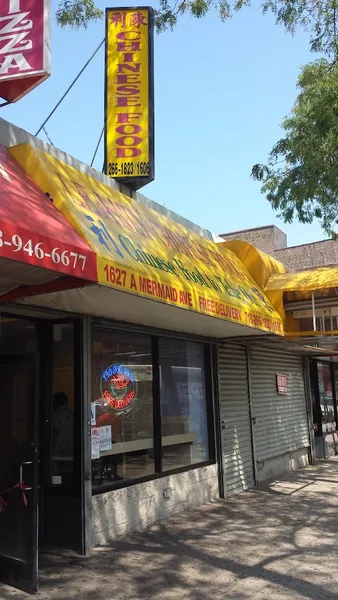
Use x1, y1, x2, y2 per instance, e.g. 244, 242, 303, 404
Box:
99, 425, 112, 452
91, 402, 96, 426
91, 427, 100, 460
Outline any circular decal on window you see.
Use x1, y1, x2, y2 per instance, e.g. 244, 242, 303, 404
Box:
100, 364, 138, 412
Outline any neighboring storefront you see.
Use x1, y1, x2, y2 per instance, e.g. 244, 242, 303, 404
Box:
263, 265, 338, 460
218, 340, 313, 495
309, 359, 338, 458
217, 241, 338, 492
0, 121, 286, 593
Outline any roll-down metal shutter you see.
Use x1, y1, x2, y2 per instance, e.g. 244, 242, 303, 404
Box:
249, 347, 310, 466
218, 343, 255, 496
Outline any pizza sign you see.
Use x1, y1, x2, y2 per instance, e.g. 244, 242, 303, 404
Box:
100, 364, 138, 412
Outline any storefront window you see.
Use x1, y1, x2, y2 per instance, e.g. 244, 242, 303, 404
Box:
91, 327, 213, 491
317, 362, 336, 433
159, 339, 210, 470
91, 329, 154, 489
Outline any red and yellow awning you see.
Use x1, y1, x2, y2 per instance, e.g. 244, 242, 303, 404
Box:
8, 143, 284, 335
0, 145, 97, 299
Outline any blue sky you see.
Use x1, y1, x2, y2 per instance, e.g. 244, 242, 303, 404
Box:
3, 1, 327, 246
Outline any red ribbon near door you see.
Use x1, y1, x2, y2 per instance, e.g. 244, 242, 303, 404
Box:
0, 482, 28, 512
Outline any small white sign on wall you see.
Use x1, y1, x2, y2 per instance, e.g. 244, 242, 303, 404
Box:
276, 373, 288, 395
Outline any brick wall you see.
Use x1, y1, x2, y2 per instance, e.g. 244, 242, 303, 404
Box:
275, 241, 338, 271
221, 226, 276, 255
221, 225, 287, 257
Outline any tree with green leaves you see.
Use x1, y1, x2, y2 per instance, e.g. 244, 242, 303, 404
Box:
56, 0, 338, 40
252, 59, 338, 235
250, 1, 338, 235
56, 1, 103, 29
56, 0, 236, 30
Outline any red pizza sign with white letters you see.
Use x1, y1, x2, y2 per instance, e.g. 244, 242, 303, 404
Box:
0, 0, 50, 102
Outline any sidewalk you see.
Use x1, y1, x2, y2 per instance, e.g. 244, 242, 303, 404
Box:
2, 458, 338, 600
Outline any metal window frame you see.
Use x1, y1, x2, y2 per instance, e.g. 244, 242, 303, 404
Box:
302, 356, 315, 465
331, 363, 338, 430
81, 317, 92, 555
316, 359, 338, 435
151, 336, 162, 474
309, 358, 323, 438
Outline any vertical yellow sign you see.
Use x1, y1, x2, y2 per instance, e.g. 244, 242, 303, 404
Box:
105, 7, 154, 189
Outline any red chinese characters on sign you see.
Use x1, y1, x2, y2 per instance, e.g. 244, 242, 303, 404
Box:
110, 11, 147, 29
276, 373, 288, 395
0, 0, 51, 102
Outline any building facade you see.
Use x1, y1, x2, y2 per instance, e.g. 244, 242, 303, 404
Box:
0, 120, 328, 594
0, 119, 292, 594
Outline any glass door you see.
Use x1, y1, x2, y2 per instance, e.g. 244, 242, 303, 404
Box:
0, 351, 39, 593
40, 319, 84, 554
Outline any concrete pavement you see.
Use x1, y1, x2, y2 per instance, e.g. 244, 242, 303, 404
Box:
1, 458, 338, 600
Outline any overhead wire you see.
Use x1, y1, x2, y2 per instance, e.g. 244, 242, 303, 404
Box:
35, 38, 105, 137
90, 126, 104, 167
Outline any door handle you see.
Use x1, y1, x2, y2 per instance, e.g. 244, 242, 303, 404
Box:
19, 461, 33, 491
251, 417, 257, 425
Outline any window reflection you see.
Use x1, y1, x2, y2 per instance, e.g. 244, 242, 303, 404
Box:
159, 339, 209, 470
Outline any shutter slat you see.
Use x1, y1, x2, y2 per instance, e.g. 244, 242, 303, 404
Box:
218, 343, 254, 496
